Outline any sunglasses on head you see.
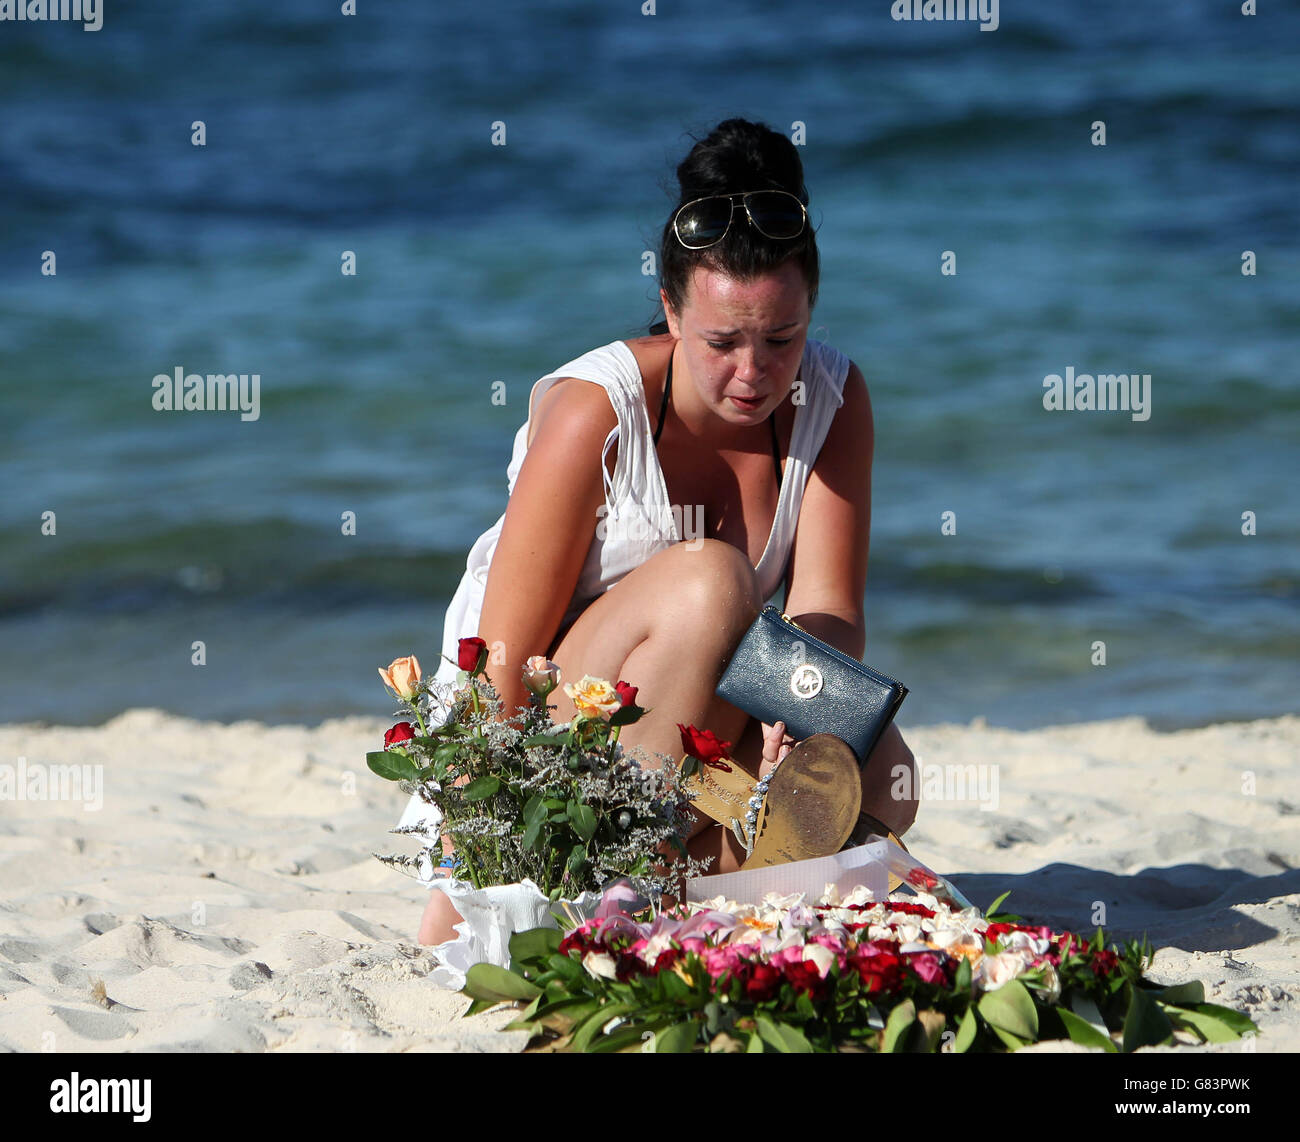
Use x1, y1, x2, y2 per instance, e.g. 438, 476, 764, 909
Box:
671, 189, 808, 250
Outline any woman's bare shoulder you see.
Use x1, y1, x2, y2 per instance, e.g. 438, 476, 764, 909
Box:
527, 375, 619, 451
527, 335, 671, 447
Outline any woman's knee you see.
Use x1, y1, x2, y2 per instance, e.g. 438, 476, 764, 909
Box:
655, 539, 760, 633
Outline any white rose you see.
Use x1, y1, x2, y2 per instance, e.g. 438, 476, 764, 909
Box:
582, 951, 619, 980
803, 944, 837, 978
980, 951, 1027, 992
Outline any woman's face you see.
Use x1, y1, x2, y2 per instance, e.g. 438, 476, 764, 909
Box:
662, 260, 811, 430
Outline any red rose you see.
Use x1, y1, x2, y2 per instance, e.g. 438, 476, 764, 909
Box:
781, 960, 831, 1000
677, 723, 733, 769
850, 946, 904, 994
457, 636, 488, 672
647, 947, 682, 976
883, 901, 937, 919
744, 962, 782, 1002
384, 721, 416, 748
984, 922, 1017, 944
615, 680, 638, 706
1090, 948, 1120, 978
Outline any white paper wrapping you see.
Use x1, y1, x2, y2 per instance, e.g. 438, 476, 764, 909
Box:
684, 842, 892, 905
423, 877, 604, 990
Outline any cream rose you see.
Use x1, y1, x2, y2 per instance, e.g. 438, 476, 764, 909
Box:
980, 951, 1029, 992
523, 656, 561, 698
562, 675, 623, 720
378, 655, 422, 699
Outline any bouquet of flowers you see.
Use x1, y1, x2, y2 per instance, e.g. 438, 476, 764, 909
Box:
461, 882, 1258, 1053
368, 640, 711, 900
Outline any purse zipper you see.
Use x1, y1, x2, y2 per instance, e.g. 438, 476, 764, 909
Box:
764, 604, 906, 691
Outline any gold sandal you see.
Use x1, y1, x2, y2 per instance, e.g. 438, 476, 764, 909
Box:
681, 734, 862, 869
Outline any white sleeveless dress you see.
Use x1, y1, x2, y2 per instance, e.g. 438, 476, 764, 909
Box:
396, 337, 852, 846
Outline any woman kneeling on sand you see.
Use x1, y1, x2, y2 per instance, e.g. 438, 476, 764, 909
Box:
413, 117, 918, 945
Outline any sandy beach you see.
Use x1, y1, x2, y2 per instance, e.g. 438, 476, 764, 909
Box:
0, 709, 1295, 1053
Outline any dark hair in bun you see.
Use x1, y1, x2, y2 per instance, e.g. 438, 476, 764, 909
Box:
651, 117, 819, 331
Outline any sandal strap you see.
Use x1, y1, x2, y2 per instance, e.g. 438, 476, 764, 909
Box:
680, 758, 758, 831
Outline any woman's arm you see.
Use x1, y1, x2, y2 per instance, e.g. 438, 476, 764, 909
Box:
475, 378, 617, 721
781, 360, 873, 658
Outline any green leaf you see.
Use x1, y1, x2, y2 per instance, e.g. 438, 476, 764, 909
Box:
522, 733, 570, 748
658, 970, 691, 1001
1121, 981, 1173, 1053
461, 963, 542, 1005
746, 1030, 765, 1053
566, 846, 588, 878
546, 953, 582, 981
568, 803, 597, 843
571, 1003, 635, 1052
365, 750, 420, 781
433, 743, 463, 767
653, 1021, 700, 1054
1155, 980, 1205, 1006
608, 704, 644, 727
508, 927, 561, 965
988, 1025, 1028, 1051
984, 891, 1011, 917
1056, 1007, 1118, 1052
882, 998, 917, 1053
1184, 1003, 1257, 1037
755, 1015, 813, 1054
953, 957, 972, 993
952, 1008, 977, 1053
521, 997, 603, 1036
978, 980, 1039, 1041
589, 1022, 668, 1053
1070, 992, 1111, 1036
462, 775, 501, 802
523, 796, 547, 826
522, 818, 543, 851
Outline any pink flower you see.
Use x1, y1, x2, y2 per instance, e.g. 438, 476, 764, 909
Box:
702, 946, 743, 979
906, 952, 946, 986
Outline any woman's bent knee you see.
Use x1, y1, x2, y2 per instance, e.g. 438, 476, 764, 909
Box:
657, 539, 760, 628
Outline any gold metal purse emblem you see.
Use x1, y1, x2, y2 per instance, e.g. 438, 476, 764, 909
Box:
789, 663, 823, 699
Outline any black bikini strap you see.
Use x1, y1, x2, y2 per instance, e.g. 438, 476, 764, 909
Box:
653, 351, 672, 444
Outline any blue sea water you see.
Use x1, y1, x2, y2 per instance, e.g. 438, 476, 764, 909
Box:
0, 0, 1296, 730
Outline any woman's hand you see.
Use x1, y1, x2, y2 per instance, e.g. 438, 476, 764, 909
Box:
759, 720, 797, 777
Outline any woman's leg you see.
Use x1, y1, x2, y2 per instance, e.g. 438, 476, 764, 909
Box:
418, 882, 463, 946
545, 538, 762, 769
862, 722, 918, 837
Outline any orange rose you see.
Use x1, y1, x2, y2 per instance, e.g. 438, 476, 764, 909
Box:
378, 655, 422, 699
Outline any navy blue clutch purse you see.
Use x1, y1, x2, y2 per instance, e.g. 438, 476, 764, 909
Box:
715, 605, 908, 765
